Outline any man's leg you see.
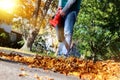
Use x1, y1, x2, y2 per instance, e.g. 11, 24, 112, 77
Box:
56, 23, 71, 55
55, 24, 68, 55
63, 11, 77, 55
55, 11, 78, 56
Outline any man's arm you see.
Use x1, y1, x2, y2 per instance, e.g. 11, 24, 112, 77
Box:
62, 0, 76, 15
58, 0, 62, 7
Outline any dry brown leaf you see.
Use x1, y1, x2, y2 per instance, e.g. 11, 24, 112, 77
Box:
20, 67, 25, 71
19, 71, 28, 77
0, 52, 120, 80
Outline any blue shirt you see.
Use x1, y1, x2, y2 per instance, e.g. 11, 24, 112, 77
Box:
58, 0, 82, 14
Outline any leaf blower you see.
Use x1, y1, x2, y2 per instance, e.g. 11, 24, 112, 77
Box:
49, 8, 65, 43
49, 8, 62, 27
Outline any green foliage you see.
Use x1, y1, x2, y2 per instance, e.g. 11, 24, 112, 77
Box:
17, 40, 24, 46
0, 27, 23, 48
73, 0, 120, 60
0, 33, 8, 39
32, 34, 47, 53
0, 30, 10, 47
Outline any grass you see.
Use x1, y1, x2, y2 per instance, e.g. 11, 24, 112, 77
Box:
0, 47, 55, 57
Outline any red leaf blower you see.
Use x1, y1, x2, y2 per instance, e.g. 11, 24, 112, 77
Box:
49, 8, 62, 27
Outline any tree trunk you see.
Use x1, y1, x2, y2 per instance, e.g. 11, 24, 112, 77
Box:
21, 0, 41, 51
21, 0, 53, 51
21, 28, 39, 51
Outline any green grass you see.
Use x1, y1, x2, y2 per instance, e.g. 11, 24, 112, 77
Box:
0, 47, 56, 57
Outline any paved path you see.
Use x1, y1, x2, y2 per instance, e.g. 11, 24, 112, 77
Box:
0, 58, 80, 80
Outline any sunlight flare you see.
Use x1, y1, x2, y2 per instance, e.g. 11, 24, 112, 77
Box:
0, 0, 17, 13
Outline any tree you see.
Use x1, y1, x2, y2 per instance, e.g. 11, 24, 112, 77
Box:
21, 0, 56, 51
0, 0, 58, 51
73, 0, 120, 60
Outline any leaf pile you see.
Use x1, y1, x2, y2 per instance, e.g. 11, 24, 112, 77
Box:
0, 52, 120, 80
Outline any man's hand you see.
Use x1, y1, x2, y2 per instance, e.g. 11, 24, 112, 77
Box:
60, 10, 65, 16
49, 8, 62, 27
57, 7, 65, 16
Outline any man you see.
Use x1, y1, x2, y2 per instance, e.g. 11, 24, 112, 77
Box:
50, 0, 82, 57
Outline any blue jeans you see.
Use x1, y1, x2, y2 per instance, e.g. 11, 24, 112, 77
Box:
56, 10, 78, 55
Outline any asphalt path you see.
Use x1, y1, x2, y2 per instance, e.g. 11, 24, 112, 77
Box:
0, 47, 80, 80
0, 59, 80, 80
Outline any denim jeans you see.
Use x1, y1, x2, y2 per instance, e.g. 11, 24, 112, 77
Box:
55, 10, 78, 55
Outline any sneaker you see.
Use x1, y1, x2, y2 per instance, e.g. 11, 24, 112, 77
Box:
64, 44, 81, 58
